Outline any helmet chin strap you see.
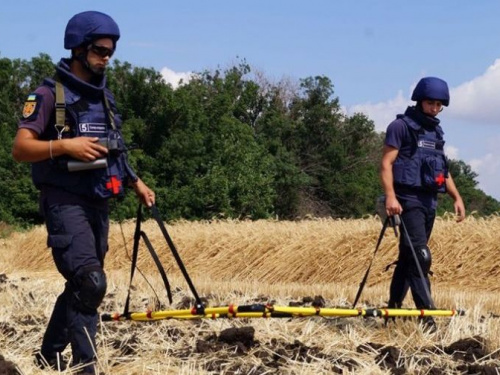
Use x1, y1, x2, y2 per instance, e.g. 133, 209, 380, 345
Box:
75, 50, 105, 76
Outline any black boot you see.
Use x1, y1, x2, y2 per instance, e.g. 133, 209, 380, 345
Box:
34, 351, 68, 371
419, 316, 437, 333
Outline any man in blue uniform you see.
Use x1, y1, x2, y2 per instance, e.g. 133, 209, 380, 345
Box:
12, 11, 155, 373
380, 77, 465, 331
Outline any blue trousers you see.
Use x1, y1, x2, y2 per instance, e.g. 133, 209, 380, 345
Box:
389, 199, 436, 309
41, 203, 108, 373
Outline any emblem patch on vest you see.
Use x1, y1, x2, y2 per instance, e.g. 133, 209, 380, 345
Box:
79, 123, 107, 134
418, 140, 436, 149
22, 94, 40, 119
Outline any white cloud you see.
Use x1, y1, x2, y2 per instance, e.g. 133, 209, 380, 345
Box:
469, 154, 490, 172
468, 135, 500, 197
160, 67, 196, 89
346, 90, 410, 132
448, 59, 500, 125
346, 59, 500, 130
469, 153, 500, 197
445, 145, 459, 160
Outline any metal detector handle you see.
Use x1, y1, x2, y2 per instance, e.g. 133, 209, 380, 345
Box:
67, 158, 108, 172
389, 214, 401, 237
391, 214, 401, 226
376, 196, 400, 237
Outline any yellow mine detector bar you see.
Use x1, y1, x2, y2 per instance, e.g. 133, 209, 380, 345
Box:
101, 304, 465, 322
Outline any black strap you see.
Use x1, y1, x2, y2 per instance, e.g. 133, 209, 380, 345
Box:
149, 204, 204, 309
123, 205, 173, 317
352, 216, 391, 308
122, 204, 204, 318
139, 230, 173, 304
102, 91, 116, 130
399, 217, 436, 309
384, 260, 398, 272
123, 205, 142, 317
54, 76, 115, 140
54, 77, 67, 140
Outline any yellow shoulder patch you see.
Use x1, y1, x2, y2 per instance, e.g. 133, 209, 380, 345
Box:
22, 101, 37, 118
22, 93, 41, 119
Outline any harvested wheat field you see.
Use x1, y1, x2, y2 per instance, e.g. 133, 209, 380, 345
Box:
1, 214, 500, 374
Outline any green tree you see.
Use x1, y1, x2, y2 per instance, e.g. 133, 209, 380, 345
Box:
0, 53, 498, 225
282, 76, 381, 217
0, 54, 54, 225
438, 159, 500, 216
148, 63, 276, 220
326, 113, 382, 217
254, 93, 309, 218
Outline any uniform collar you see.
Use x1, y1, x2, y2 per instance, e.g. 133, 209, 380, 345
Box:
404, 106, 440, 129
55, 58, 107, 99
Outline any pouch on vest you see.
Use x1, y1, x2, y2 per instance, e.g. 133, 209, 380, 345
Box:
393, 158, 422, 188
421, 156, 447, 192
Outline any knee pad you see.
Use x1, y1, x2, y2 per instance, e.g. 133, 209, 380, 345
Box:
72, 266, 107, 313
411, 246, 432, 276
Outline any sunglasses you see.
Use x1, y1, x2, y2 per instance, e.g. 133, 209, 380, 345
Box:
88, 44, 115, 58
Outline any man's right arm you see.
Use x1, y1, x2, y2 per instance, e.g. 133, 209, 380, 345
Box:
12, 128, 108, 163
12, 87, 108, 163
381, 119, 406, 216
13, 128, 53, 162
381, 145, 402, 216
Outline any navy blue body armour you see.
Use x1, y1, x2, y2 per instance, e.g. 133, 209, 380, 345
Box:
392, 115, 448, 194
32, 64, 134, 200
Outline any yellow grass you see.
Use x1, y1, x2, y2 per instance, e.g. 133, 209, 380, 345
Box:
1, 215, 500, 374
5, 215, 500, 290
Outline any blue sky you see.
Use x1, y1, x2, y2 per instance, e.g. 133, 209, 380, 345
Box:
2, 1, 500, 200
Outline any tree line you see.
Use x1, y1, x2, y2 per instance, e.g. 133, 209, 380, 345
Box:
1, 53, 499, 227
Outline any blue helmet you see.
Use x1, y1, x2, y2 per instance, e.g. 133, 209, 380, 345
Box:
411, 77, 450, 106
64, 11, 120, 49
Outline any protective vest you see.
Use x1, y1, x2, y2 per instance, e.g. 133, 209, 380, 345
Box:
392, 115, 448, 193
31, 74, 133, 199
